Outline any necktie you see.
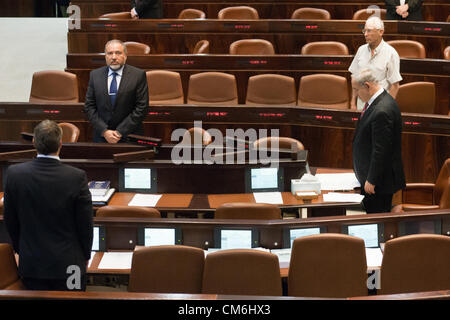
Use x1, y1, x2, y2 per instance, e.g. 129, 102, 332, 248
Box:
360, 102, 369, 119
109, 72, 118, 107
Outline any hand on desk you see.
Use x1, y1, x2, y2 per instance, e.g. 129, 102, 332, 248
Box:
103, 130, 122, 144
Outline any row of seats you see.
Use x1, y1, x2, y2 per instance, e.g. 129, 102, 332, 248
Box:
3, 233, 450, 297
29, 70, 438, 114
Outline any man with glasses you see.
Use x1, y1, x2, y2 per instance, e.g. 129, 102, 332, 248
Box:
348, 16, 402, 110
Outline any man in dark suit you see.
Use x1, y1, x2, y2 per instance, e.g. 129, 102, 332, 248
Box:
3, 120, 93, 290
385, 0, 423, 21
84, 39, 149, 143
352, 68, 406, 213
130, 0, 163, 19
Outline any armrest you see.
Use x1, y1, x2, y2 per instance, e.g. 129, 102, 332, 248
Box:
404, 183, 435, 190
402, 183, 436, 205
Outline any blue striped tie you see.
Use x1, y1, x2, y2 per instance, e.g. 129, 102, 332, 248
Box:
109, 72, 118, 107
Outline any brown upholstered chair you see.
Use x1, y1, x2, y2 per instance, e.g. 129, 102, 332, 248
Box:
396, 81, 436, 114
288, 233, 367, 298
202, 249, 282, 296
387, 40, 426, 59
301, 41, 349, 55
146, 70, 184, 104
124, 41, 151, 55
29, 70, 79, 103
397, 158, 450, 211
253, 136, 304, 151
352, 8, 387, 20
180, 127, 212, 145
99, 12, 132, 19
178, 8, 206, 19
187, 72, 238, 105
298, 74, 350, 109
215, 203, 281, 219
193, 40, 210, 54
128, 245, 205, 293
218, 6, 259, 19
291, 7, 331, 20
96, 206, 161, 218
245, 74, 296, 106
0, 197, 3, 216
58, 122, 80, 143
229, 39, 275, 55
444, 46, 450, 60
0, 244, 24, 290
380, 234, 450, 295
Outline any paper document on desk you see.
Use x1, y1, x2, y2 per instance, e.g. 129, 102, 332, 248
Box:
98, 252, 133, 269
270, 249, 292, 269
323, 192, 364, 203
365, 248, 383, 268
315, 173, 361, 191
91, 188, 115, 204
88, 252, 95, 268
128, 193, 162, 207
253, 192, 283, 204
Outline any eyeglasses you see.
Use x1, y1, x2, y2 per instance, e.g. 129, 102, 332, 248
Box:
362, 28, 378, 34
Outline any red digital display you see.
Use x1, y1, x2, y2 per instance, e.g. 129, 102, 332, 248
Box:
305, 25, 318, 30
424, 27, 441, 32
323, 61, 342, 65
137, 140, 159, 146
43, 110, 60, 114
206, 112, 228, 116
249, 60, 268, 64
181, 60, 194, 65
404, 121, 421, 126
169, 24, 184, 28
315, 115, 333, 120
148, 112, 171, 116
234, 24, 251, 30
103, 24, 118, 28
351, 117, 359, 121
258, 113, 285, 117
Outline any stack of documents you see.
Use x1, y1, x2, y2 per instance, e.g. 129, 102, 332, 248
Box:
91, 188, 115, 205
323, 192, 365, 203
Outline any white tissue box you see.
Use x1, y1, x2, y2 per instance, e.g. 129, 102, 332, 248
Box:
291, 179, 321, 195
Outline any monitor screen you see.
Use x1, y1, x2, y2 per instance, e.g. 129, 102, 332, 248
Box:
143, 228, 178, 247
245, 167, 283, 192
346, 224, 381, 248
214, 228, 259, 249
119, 167, 157, 193
91, 226, 105, 251
289, 227, 321, 248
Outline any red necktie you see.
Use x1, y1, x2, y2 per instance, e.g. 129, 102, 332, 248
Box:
360, 102, 369, 119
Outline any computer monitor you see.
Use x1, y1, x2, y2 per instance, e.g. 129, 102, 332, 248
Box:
118, 167, 157, 193
214, 228, 259, 249
137, 227, 182, 246
342, 223, 384, 248
245, 167, 284, 193
398, 219, 441, 236
91, 226, 106, 251
283, 227, 326, 248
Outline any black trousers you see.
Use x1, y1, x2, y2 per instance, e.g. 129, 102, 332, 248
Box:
22, 276, 86, 291
362, 192, 393, 214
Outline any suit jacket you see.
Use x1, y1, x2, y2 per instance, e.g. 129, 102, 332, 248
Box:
3, 158, 93, 279
385, 0, 423, 21
131, 0, 163, 19
84, 64, 149, 142
352, 90, 406, 195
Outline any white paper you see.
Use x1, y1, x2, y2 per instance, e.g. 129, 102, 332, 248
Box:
128, 193, 162, 207
97, 252, 133, 269
253, 192, 283, 204
315, 173, 361, 191
365, 248, 383, 268
88, 251, 95, 268
270, 248, 292, 269
323, 192, 365, 203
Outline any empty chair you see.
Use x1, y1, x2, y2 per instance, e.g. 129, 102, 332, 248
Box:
146, 70, 184, 104
202, 249, 282, 296
0, 244, 24, 290
218, 6, 259, 19
178, 8, 206, 19
58, 122, 80, 143
298, 74, 350, 109
444, 46, 450, 60
124, 41, 151, 55
96, 205, 161, 218
99, 12, 132, 19
396, 81, 436, 114
128, 245, 205, 293
387, 40, 425, 59
253, 136, 304, 151
245, 74, 296, 105
187, 72, 238, 105
301, 41, 349, 55
29, 70, 79, 103
291, 7, 331, 20
229, 39, 275, 55
288, 234, 367, 298
215, 203, 281, 219
397, 158, 450, 211
180, 127, 212, 145
380, 234, 450, 295
352, 8, 387, 20
193, 40, 210, 54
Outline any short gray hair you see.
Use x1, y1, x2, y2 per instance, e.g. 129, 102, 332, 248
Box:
365, 16, 384, 30
352, 68, 379, 86
104, 39, 127, 55
33, 120, 62, 155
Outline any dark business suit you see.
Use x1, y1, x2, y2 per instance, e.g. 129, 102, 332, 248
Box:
3, 158, 93, 289
84, 64, 149, 142
131, 0, 163, 19
385, 0, 423, 21
352, 90, 406, 213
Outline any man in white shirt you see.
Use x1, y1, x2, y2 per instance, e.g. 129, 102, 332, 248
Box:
348, 16, 402, 110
